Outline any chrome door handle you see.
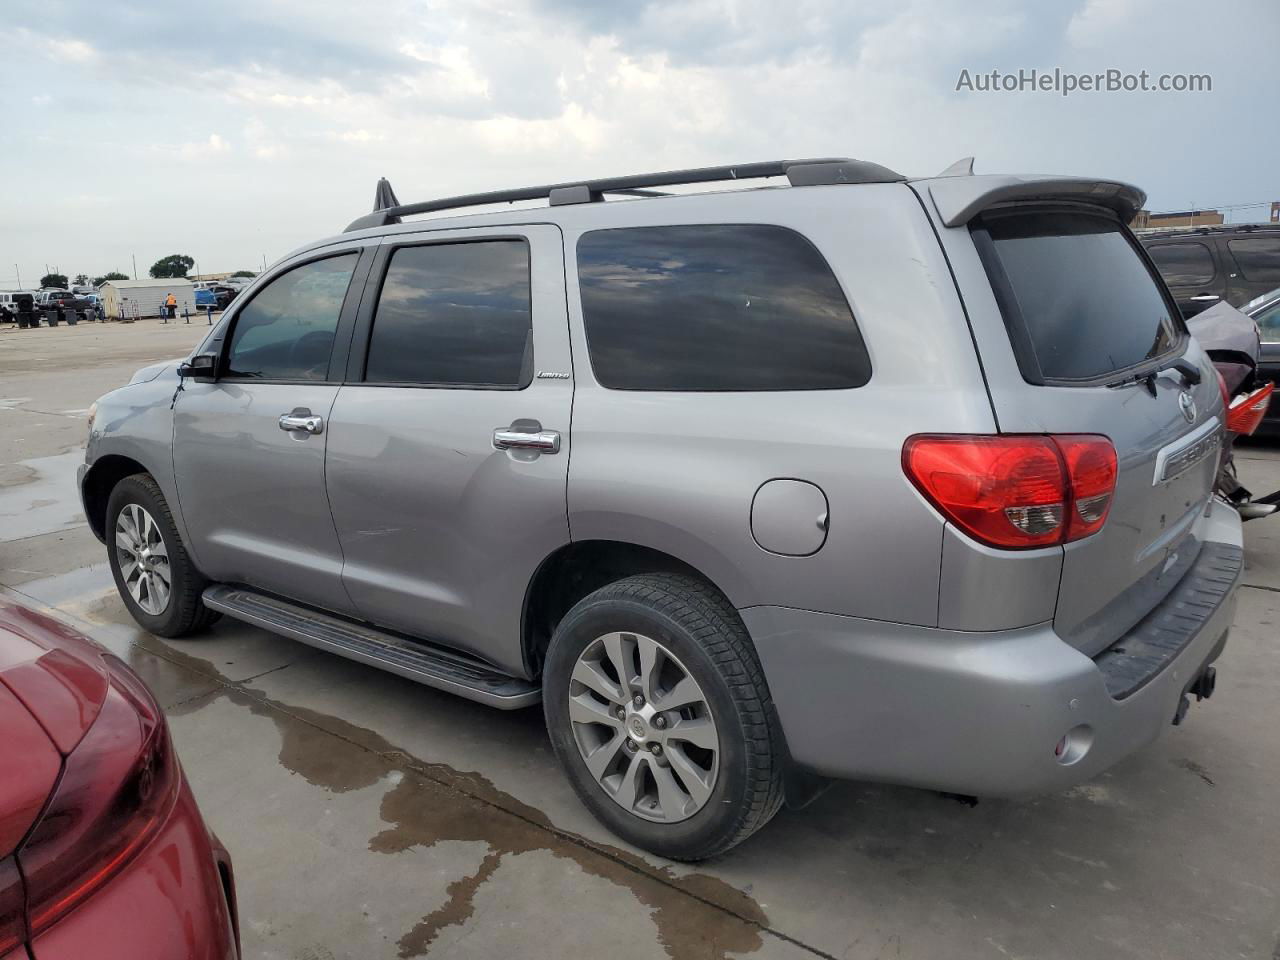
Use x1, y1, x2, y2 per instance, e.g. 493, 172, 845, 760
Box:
1189, 294, 1221, 302
493, 428, 560, 453
279, 413, 324, 434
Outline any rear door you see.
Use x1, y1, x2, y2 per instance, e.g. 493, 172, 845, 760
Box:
1144, 238, 1223, 317
950, 205, 1222, 655
323, 225, 572, 676
1225, 235, 1280, 306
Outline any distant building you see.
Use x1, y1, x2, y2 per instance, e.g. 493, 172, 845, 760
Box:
99, 279, 196, 319
1271, 202, 1279, 223
1130, 209, 1224, 229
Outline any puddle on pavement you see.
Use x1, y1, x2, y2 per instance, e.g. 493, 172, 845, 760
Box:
0, 450, 86, 540
146, 639, 769, 959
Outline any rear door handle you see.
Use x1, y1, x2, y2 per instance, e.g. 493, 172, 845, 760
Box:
493, 424, 560, 453
1189, 294, 1221, 302
279, 411, 324, 434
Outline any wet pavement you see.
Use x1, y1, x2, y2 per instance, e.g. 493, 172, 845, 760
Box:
3, 319, 1280, 960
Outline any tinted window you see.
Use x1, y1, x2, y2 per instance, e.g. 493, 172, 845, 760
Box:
1228, 238, 1280, 284
1145, 242, 1216, 285
577, 225, 869, 391
225, 254, 356, 379
1252, 301, 1280, 343
979, 212, 1179, 381
366, 241, 532, 387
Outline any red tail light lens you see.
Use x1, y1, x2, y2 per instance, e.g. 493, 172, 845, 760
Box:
903, 434, 1117, 549
1056, 436, 1119, 540
16, 660, 178, 936
1226, 382, 1273, 436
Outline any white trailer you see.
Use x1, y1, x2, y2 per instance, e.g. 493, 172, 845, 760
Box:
98, 279, 197, 319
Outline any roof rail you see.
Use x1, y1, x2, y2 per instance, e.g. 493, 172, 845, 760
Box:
343, 158, 906, 232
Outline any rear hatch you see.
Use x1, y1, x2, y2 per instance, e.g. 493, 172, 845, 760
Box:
969, 206, 1222, 655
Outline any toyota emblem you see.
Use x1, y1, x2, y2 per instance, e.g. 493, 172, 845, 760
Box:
1178, 391, 1197, 424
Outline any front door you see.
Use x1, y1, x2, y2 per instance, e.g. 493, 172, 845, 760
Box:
172, 248, 370, 614
324, 226, 572, 675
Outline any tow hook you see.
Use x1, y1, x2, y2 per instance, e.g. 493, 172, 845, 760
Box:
1189, 666, 1217, 702
1174, 667, 1218, 726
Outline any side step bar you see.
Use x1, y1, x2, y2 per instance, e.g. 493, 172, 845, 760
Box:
201, 585, 540, 709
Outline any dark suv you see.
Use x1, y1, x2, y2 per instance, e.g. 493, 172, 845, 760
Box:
1140, 224, 1280, 318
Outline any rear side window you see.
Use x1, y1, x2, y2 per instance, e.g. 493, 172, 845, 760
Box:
1227, 237, 1280, 284
577, 224, 870, 391
225, 254, 357, 380
1145, 242, 1216, 285
366, 240, 532, 387
975, 211, 1180, 383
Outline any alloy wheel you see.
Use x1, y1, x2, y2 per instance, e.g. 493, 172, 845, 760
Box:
568, 631, 720, 823
114, 503, 171, 615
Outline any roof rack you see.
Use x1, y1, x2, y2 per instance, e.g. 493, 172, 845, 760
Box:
344, 158, 906, 232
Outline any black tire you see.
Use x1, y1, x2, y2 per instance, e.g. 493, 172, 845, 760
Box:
543, 573, 785, 861
106, 474, 220, 637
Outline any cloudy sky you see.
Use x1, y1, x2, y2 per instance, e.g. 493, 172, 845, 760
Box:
1, 0, 1275, 286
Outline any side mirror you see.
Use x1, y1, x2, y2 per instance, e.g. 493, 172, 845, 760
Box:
177, 353, 218, 381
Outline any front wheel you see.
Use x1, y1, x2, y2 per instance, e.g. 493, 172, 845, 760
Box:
106, 474, 220, 637
543, 573, 784, 860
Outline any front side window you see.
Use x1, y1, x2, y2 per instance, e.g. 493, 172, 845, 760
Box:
577, 224, 870, 391
365, 240, 532, 387
977, 211, 1180, 382
1227, 237, 1280, 284
224, 254, 357, 380
1145, 242, 1216, 285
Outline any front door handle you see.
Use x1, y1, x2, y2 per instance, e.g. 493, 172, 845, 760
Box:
1189, 294, 1221, 302
493, 422, 560, 453
279, 410, 324, 434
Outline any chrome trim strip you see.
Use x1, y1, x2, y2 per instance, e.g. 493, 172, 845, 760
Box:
1152, 416, 1221, 485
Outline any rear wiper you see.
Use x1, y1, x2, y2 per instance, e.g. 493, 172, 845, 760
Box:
1107, 357, 1202, 395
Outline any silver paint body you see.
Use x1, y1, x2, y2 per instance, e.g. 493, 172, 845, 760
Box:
80, 173, 1243, 793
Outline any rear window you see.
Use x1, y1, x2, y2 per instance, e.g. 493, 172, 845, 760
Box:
1145, 241, 1216, 285
975, 211, 1180, 382
576, 224, 870, 391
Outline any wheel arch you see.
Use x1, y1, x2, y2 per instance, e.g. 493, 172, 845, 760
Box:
521, 540, 738, 679
82, 454, 150, 543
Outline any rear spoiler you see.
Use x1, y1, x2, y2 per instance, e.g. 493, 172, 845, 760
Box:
926, 174, 1146, 227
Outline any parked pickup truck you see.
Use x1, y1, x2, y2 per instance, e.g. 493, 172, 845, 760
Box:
36, 290, 93, 323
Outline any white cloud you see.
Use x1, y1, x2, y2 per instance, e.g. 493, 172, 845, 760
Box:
0, 0, 1275, 282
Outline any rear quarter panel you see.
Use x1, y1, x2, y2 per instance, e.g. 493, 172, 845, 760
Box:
562, 185, 996, 626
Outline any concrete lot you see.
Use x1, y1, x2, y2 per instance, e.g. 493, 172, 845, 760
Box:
3, 318, 1280, 960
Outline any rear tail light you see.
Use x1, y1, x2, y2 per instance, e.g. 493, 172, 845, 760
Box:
903, 434, 1117, 549
1226, 382, 1273, 436
15, 659, 179, 937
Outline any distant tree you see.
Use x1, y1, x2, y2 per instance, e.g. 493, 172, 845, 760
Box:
149, 254, 195, 279
73, 273, 89, 286
231, 270, 257, 278
92, 272, 129, 286
40, 273, 68, 289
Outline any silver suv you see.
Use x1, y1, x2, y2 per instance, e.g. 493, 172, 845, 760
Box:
80, 158, 1244, 859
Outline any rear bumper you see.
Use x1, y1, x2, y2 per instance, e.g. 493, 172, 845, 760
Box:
745, 498, 1244, 798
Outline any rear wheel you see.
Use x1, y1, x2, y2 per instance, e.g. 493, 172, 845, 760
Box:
543, 573, 784, 860
106, 474, 220, 637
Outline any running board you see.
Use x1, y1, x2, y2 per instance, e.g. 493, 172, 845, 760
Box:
201, 585, 540, 709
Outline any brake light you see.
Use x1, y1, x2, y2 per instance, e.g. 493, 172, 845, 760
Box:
1056, 436, 1119, 540
1226, 382, 1273, 436
15, 662, 178, 936
902, 434, 1117, 549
